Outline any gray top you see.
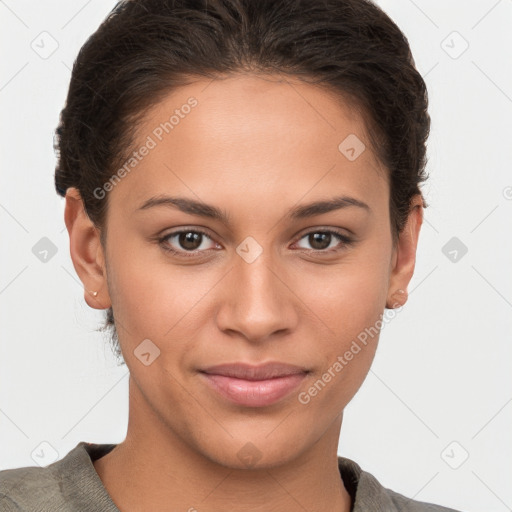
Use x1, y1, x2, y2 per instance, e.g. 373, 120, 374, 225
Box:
0, 442, 462, 511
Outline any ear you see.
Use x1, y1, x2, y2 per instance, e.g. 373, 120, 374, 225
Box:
385, 194, 424, 309
64, 187, 111, 310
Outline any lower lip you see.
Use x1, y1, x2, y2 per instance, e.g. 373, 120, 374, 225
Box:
199, 372, 307, 407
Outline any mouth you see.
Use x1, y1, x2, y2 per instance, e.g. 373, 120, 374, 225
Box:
198, 362, 310, 407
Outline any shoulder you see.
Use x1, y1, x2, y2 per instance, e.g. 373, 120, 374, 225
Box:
0, 461, 62, 511
338, 456, 464, 512
0, 442, 117, 512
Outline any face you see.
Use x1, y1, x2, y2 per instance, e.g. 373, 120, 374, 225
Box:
68, 73, 421, 469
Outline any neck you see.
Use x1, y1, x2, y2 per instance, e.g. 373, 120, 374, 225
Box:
93, 380, 352, 512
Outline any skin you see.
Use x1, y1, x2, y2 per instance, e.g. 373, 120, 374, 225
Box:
64, 73, 423, 512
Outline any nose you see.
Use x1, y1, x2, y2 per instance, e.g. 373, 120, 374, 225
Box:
215, 248, 299, 343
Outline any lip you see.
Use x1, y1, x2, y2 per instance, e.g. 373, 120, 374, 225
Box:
199, 362, 309, 407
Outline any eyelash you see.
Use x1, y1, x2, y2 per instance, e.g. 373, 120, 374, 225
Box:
157, 228, 354, 258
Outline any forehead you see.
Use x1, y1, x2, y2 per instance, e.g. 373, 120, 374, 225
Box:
109, 73, 388, 216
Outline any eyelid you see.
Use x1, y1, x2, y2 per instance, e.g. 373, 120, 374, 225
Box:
293, 225, 352, 242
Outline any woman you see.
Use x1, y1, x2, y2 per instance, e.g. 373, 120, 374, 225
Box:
0, 0, 463, 510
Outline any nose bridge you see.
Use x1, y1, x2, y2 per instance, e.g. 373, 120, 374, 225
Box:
237, 246, 279, 303
217, 239, 296, 340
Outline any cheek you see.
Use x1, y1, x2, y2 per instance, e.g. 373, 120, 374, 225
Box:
105, 239, 224, 371
297, 294, 384, 416
295, 250, 390, 406
296, 245, 390, 336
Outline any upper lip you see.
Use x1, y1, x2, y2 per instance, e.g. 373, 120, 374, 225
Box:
199, 362, 309, 380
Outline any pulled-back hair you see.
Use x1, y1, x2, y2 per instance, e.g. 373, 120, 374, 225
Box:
54, 0, 430, 363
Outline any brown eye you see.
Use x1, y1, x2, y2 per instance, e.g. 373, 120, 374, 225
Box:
294, 229, 354, 253
308, 232, 332, 250
177, 231, 203, 251
159, 228, 219, 257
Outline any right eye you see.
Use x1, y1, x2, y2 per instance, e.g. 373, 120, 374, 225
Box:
158, 228, 221, 258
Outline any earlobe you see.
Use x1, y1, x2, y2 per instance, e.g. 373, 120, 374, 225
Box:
386, 288, 408, 309
385, 194, 424, 309
64, 187, 111, 310
85, 288, 101, 309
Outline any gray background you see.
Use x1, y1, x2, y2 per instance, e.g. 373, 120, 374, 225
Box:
1, 1, 511, 510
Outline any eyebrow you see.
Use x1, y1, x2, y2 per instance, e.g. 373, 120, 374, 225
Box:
136, 194, 371, 226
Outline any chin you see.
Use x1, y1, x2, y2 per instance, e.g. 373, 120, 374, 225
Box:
189, 425, 311, 471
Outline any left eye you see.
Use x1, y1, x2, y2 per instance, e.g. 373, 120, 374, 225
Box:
293, 230, 353, 252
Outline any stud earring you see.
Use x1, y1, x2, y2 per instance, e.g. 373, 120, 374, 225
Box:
88, 290, 98, 297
